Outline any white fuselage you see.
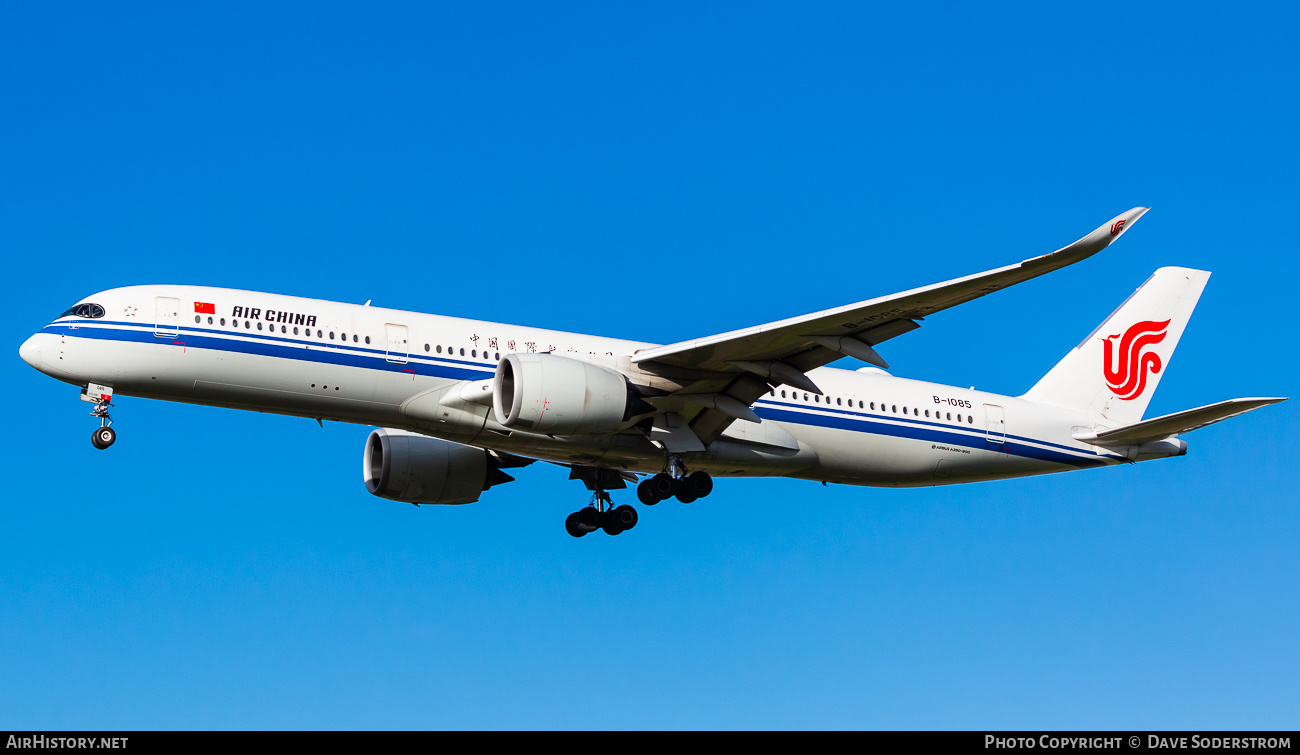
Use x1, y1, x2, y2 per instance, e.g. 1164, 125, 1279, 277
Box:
20, 285, 1129, 487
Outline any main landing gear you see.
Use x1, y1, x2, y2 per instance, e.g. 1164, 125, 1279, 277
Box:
565, 491, 639, 538
562, 460, 715, 538
89, 398, 116, 450
636, 457, 714, 505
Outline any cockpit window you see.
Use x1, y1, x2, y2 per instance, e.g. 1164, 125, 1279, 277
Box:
58, 303, 106, 319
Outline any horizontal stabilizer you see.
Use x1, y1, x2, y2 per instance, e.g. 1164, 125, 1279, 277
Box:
1073, 397, 1287, 446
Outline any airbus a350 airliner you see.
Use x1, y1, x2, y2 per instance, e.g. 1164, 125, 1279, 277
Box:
18, 208, 1285, 537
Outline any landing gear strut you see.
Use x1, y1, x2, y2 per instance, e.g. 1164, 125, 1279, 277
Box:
636, 456, 713, 505
89, 397, 116, 450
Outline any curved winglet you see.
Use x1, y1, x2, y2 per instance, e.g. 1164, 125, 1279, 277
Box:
1025, 207, 1150, 270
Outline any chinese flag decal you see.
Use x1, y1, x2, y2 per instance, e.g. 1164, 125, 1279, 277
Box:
194, 302, 216, 314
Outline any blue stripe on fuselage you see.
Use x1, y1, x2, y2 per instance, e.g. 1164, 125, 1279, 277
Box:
751, 404, 1111, 467
43, 321, 496, 381
46, 321, 1118, 467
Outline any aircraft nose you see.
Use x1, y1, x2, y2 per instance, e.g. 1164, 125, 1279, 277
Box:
19, 334, 42, 368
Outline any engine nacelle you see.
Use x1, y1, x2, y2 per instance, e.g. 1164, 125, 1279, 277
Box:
492, 353, 634, 435
363, 429, 511, 505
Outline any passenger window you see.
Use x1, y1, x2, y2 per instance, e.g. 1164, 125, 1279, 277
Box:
245, 321, 251, 329
365, 336, 371, 344
472, 350, 477, 358
257, 322, 263, 331
780, 390, 786, 398
424, 344, 430, 352
293, 326, 298, 335
459, 348, 465, 356
329, 331, 335, 340
221, 318, 227, 326
194, 316, 201, 323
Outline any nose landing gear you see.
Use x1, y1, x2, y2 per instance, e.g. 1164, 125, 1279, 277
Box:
82, 385, 116, 450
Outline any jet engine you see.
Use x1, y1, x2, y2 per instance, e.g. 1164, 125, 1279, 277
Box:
363, 428, 517, 505
492, 353, 648, 435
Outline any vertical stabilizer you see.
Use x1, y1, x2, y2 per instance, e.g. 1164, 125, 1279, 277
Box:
1021, 267, 1210, 425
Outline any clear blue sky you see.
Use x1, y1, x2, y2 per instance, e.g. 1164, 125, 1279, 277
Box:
2, 2, 1296, 729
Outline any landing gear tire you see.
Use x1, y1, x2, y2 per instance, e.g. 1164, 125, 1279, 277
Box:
565, 512, 588, 538
601, 511, 625, 536
684, 471, 713, 498
91, 426, 116, 450
676, 490, 698, 504
576, 507, 600, 533
637, 479, 660, 505
649, 473, 675, 499
612, 504, 638, 530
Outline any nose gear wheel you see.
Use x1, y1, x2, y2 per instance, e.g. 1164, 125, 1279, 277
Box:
89, 397, 116, 450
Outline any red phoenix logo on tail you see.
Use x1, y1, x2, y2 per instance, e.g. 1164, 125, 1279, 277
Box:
1102, 320, 1170, 400
1110, 219, 1127, 236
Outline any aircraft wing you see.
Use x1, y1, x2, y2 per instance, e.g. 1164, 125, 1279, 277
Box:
630, 207, 1150, 445
633, 207, 1149, 373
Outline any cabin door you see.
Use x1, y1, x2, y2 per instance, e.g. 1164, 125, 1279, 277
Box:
154, 297, 180, 338
984, 403, 1006, 445
385, 323, 409, 364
